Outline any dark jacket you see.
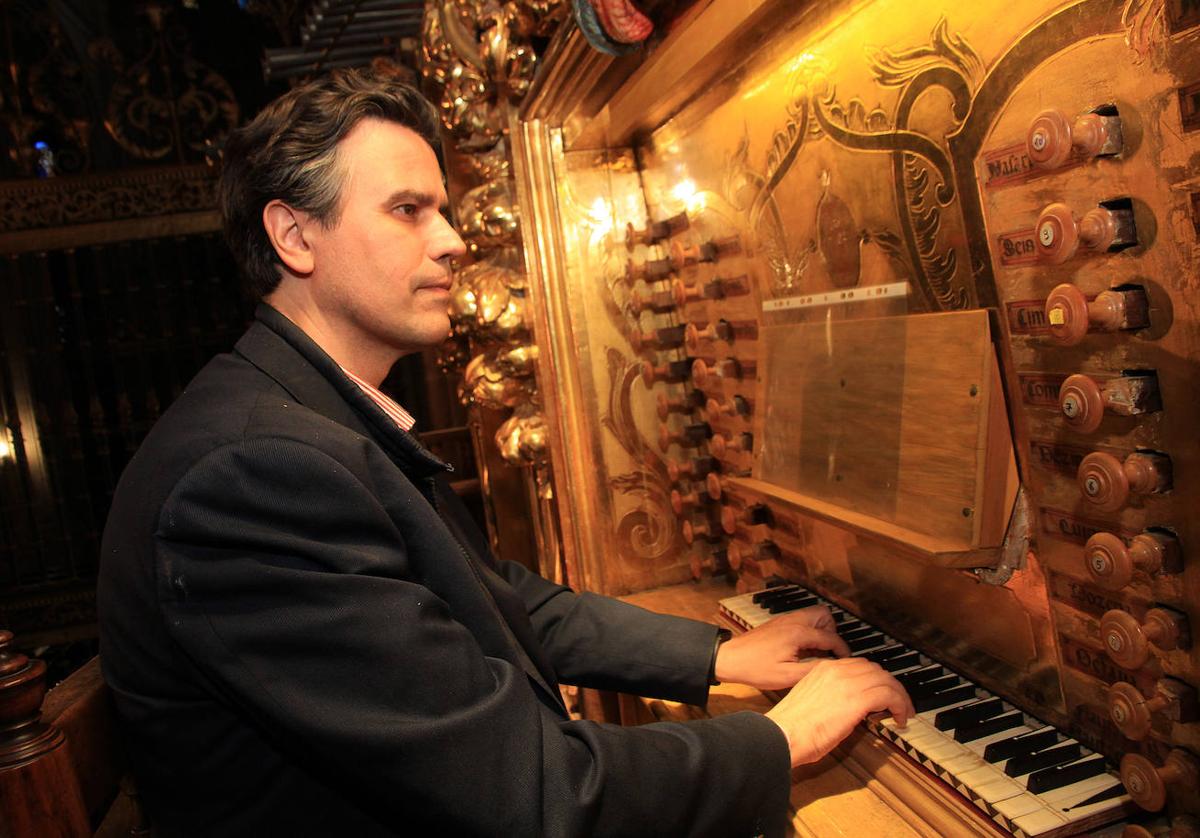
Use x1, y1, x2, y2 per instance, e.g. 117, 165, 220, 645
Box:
97, 305, 790, 837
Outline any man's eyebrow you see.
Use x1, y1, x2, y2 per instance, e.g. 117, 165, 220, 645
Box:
383, 189, 447, 210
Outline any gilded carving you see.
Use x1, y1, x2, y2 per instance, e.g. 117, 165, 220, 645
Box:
601, 348, 678, 564
808, 17, 983, 309
1122, 0, 1167, 59
457, 178, 522, 253
0, 166, 216, 233
91, 8, 239, 163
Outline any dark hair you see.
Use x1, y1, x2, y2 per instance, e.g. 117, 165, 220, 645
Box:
218, 67, 441, 299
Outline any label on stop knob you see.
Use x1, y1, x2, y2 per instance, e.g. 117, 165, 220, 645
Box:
997, 229, 1039, 266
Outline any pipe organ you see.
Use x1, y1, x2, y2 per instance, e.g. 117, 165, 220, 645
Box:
492, 0, 1200, 831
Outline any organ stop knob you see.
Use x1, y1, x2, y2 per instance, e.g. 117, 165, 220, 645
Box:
1027, 108, 1119, 170
1035, 203, 1129, 264
1077, 451, 1170, 512
1100, 607, 1186, 671
1084, 531, 1172, 590
1107, 681, 1169, 740
1119, 750, 1200, 812
1043, 283, 1147, 346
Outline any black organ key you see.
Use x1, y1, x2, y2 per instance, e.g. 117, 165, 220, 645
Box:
752, 585, 800, 604
840, 626, 877, 642
906, 675, 962, 699
1026, 755, 1108, 794
846, 633, 888, 653
983, 728, 1059, 763
831, 611, 855, 625
863, 645, 912, 664
876, 651, 922, 671
934, 698, 1004, 731
953, 710, 1026, 743
913, 684, 976, 713
756, 590, 807, 607
896, 666, 945, 688
1004, 742, 1083, 778
1065, 782, 1127, 810
767, 594, 820, 613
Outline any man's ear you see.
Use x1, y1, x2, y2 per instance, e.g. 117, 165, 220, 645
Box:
262, 200, 315, 276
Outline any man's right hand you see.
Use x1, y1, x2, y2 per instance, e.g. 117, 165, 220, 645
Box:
764, 657, 914, 766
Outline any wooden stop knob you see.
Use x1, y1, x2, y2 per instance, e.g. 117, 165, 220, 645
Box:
692, 358, 711, 387
1045, 283, 1091, 345
727, 541, 743, 570
1079, 207, 1118, 251
1107, 680, 1167, 740
1028, 109, 1112, 170
1036, 203, 1081, 264
705, 471, 722, 500
720, 505, 737, 535
1084, 532, 1167, 590
1085, 532, 1135, 589
1079, 452, 1167, 511
1101, 609, 1153, 670
1027, 109, 1074, 169
1120, 750, 1200, 812
1101, 608, 1184, 670
671, 489, 700, 516
1059, 374, 1106, 432
1078, 451, 1131, 511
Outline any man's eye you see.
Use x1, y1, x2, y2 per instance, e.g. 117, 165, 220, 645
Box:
396, 204, 418, 217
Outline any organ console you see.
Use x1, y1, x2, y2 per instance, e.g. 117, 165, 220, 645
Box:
503, 0, 1200, 831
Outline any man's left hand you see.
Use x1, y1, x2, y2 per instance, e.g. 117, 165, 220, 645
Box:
713, 606, 851, 691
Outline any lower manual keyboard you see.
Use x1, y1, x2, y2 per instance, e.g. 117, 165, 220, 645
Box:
719, 584, 1133, 838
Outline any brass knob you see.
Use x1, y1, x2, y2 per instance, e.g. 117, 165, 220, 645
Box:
1059, 374, 1106, 432
1027, 109, 1111, 170
1084, 531, 1168, 590
1107, 681, 1169, 740
1120, 750, 1200, 812
1036, 204, 1119, 264
1077, 451, 1164, 511
1100, 608, 1184, 670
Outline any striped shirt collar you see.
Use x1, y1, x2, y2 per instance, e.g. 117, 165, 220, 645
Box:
340, 366, 416, 432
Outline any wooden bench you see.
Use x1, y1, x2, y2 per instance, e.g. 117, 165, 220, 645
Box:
0, 630, 146, 837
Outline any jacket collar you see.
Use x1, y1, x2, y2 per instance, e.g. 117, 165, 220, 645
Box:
234, 303, 451, 479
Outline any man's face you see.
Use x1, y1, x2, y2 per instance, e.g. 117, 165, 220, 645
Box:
304, 118, 466, 359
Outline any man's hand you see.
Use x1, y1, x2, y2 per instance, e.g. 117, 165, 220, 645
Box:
713, 606, 851, 690
765, 657, 914, 766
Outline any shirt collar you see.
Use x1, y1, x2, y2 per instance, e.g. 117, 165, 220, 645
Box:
339, 366, 417, 433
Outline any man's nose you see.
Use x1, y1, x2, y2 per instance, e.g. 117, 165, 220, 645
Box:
431, 214, 467, 262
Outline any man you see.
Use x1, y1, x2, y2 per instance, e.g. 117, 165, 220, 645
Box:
98, 69, 911, 837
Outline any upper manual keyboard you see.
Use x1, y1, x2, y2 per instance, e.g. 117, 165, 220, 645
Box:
719, 584, 1133, 838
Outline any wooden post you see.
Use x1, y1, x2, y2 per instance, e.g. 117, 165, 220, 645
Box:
0, 629, 90, 838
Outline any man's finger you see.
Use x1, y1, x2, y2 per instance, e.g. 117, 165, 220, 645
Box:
796, 627, 851, 658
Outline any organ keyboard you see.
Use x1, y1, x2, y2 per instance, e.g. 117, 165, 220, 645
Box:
720, 582, 1136, 838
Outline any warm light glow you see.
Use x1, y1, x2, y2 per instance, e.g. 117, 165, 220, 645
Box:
0, 430, 12, 462
671, 179, 706, 214
589, 197, 614, 237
